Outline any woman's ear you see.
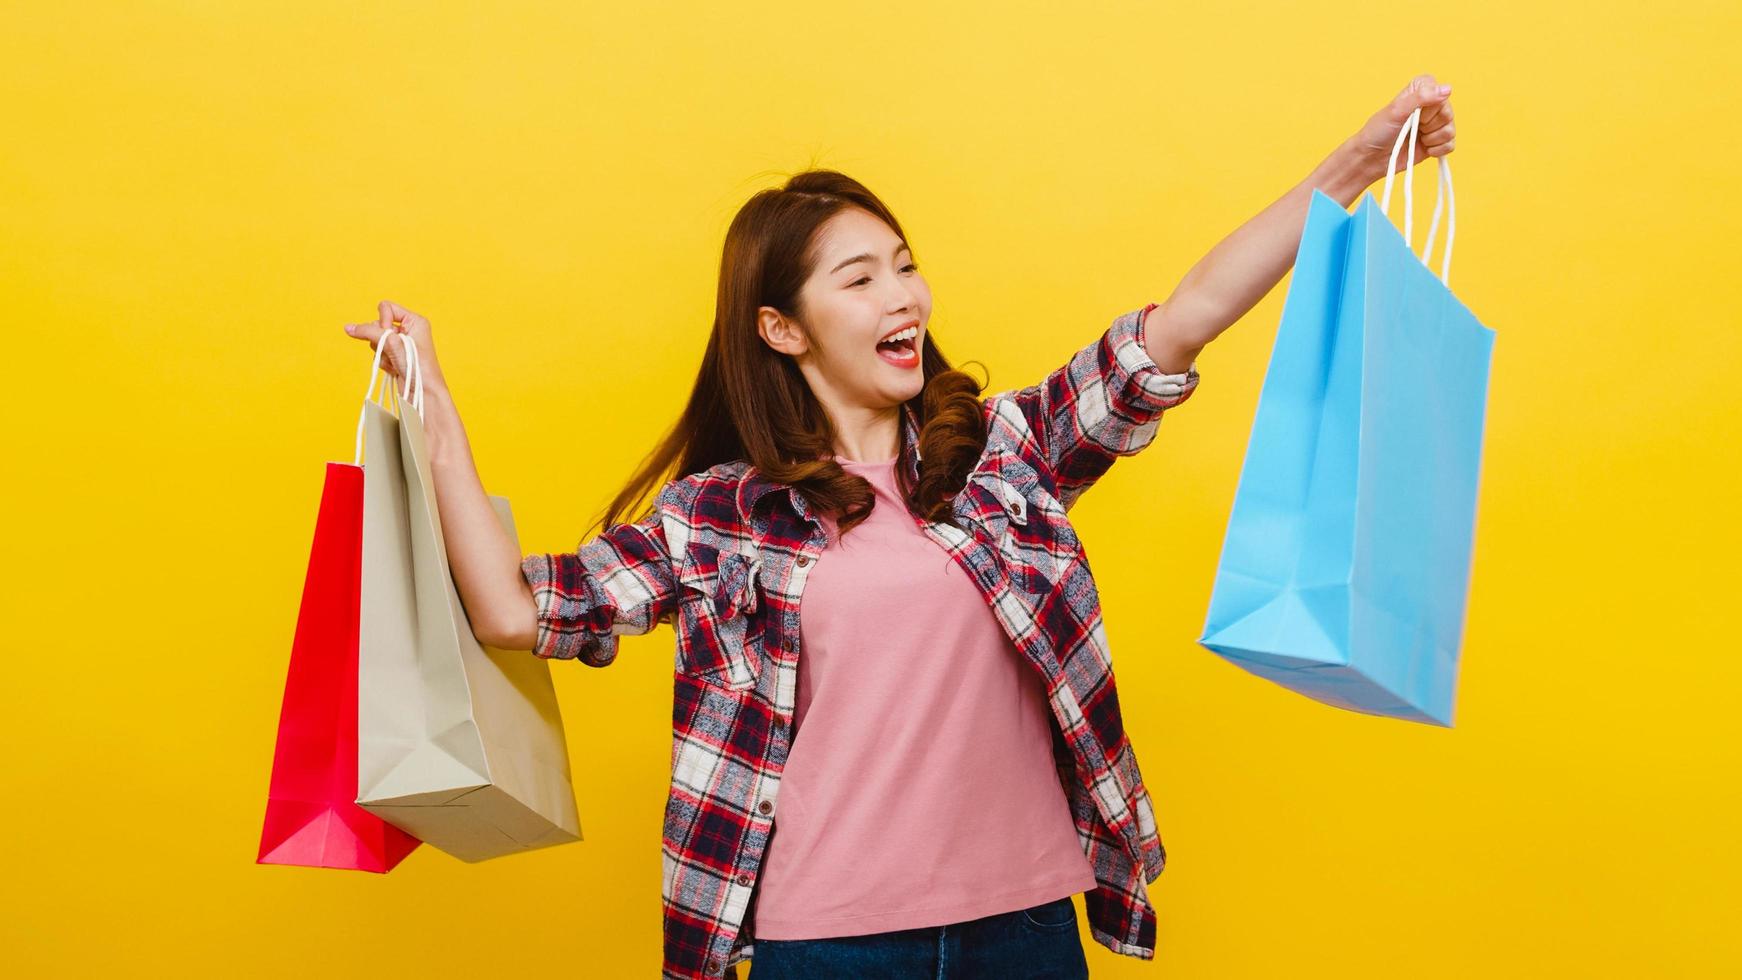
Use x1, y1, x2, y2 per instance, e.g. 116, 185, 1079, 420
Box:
757, 306, 809, 356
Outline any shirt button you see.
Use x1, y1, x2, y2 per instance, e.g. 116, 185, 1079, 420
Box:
796, 555, 811, 567
736, 871, 753, 886
706, 957, 724, 974
757, 799, 774, 815
783, 637, 797, 652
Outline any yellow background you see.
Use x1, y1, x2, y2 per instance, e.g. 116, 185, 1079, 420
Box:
4, 2, 1737, 977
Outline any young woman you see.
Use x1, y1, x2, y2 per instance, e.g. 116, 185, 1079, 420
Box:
343, 75, 1456, 980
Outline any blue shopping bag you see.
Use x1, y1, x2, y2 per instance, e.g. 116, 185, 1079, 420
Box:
1198, 110, 1495, 727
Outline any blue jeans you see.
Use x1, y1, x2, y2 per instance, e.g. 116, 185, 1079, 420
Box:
748, 895, 1091, 979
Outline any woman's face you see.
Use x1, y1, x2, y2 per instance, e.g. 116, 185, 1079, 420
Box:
759, 207, 932, 415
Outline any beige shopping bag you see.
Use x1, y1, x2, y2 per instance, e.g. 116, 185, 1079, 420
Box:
355, 336, 581, 862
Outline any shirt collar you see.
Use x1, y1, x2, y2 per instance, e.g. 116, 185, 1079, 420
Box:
734, 402, 922, 527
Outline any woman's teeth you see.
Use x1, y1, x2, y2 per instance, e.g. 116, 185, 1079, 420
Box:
876, 330, 919, 367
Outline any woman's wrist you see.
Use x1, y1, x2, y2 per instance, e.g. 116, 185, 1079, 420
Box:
1313, 139, 1379, 208
419, 378, 472, 466
416, 360, 449, 398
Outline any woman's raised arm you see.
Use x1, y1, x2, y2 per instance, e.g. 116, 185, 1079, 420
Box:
344, 300, 537, 650
1142, 75, 1457, 367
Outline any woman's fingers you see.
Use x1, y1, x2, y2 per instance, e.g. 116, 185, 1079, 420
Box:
381, 299, 419, 327
1417, 105, 1455, 159
379, 299, 433, 339
1420, 122, 1455, 147
1400, 75, 1454, 161
343, 319, 409, 376
343, 318, 392, 351
378, 300, 399, 343
343, 299, 436, 387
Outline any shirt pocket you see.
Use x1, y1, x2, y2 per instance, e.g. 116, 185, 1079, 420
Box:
963, 447, 1083, 594
674, 542, 765, 692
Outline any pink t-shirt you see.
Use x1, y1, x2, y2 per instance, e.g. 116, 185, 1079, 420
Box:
749, 455, 1096, 940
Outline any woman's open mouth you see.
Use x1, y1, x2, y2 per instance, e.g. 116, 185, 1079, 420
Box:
876, 323, 920, 368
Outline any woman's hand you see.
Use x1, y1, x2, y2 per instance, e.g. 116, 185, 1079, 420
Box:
1345, 74, 1457, 186
343, 300, 447, 394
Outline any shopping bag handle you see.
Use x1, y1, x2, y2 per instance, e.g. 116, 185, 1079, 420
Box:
1377, 105, 1457, 287
351, 329, 424, 466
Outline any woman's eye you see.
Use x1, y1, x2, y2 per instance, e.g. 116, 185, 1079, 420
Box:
850, 264, 916, 287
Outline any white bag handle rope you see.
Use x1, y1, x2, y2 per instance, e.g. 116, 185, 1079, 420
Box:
1377, 105, 1457, 286
352, 329, 424, 466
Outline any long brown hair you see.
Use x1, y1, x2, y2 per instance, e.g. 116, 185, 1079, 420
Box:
589, 168, 988, 541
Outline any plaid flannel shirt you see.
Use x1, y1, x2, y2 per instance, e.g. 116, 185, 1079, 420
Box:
520, 302, 1200, 979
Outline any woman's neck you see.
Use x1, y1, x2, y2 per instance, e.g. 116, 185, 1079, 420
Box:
828, 404, 901, 464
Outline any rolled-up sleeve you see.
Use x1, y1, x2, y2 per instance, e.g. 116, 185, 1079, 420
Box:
994, 302, 1201, 510
518, 479, 688, 665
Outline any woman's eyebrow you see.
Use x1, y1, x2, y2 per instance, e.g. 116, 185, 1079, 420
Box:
830, 242, 911, 275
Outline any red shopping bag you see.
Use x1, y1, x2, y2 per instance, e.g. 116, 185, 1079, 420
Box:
257, 460, 421, 872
